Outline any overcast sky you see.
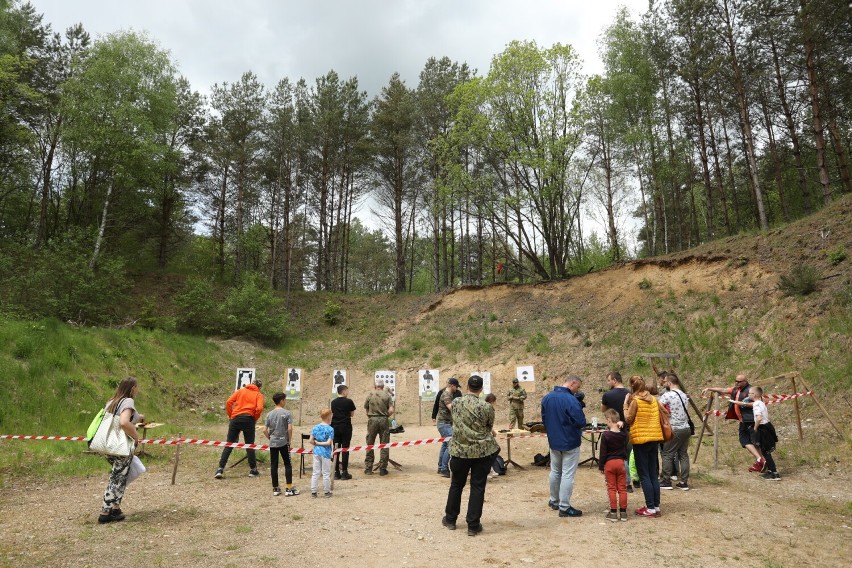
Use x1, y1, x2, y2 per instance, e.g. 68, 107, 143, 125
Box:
31, 0, 648, 97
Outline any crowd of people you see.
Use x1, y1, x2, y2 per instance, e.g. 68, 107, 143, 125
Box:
95, 369, 780, 530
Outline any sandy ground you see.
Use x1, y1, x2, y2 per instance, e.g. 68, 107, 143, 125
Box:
1, 424, 849, 568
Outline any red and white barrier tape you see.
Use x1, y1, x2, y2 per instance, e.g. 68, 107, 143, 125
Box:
703, 391, 814, 416
0, 432, 549, 454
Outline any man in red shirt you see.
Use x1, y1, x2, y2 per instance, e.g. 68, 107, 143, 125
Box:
215, 379, 265, 479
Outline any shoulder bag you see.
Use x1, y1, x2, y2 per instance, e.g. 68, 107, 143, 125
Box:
677, 392, 696, 436
658, 401, 673, 442
88, 398, 135, 457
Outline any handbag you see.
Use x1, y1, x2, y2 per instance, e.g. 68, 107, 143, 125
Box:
88, 398, 135, 457
658, 402, 673, 442
677, 392, 696, 436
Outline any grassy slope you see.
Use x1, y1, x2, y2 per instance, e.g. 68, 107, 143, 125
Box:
1, 196, 849, 484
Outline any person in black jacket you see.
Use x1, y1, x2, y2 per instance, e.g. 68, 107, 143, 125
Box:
433, 377, 462, 476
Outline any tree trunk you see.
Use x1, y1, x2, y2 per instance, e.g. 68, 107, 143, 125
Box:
89, 180, 114, 270
800, 0, 832, 205
759, 89, 789, 222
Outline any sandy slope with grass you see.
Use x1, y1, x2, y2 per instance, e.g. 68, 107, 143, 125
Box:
1, 423, 849, 568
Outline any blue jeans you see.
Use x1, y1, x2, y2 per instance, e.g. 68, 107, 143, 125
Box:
437, 423, 453, 472
633, 442, 661, 508
549, 447, 580, 510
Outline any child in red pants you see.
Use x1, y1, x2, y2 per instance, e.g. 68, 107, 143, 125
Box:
599, 409, 628, 521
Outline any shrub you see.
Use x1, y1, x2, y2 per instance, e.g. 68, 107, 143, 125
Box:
323, 300, 341, 326
218, 275, 286, 342
174, 278, 218, 333
639, 278, 652, 290
826, 246, 846, 266
778, 265, 820, 297
526, 332, 550, 354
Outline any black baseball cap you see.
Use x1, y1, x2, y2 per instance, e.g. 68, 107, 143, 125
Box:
468, 375, 484, 389
447, 377, 460, 386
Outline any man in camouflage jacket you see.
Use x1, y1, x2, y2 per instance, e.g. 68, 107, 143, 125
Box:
507, 378, 527, 429
441, 375, 499, 536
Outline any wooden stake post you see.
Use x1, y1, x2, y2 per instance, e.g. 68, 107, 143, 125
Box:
641, 352, 714, 436
171, 432, 182, 486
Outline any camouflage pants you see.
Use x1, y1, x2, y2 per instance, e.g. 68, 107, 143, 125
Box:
364, 417, 390, 470
509, 406, 524, 429
102, 453, 133, 511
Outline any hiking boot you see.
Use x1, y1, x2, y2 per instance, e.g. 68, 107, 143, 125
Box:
324, 492, 333, 498
606, 511, 619, 522
364, 467, 373, 475
214, 468, 224, 479
634, 506, 656, 518
632, 480, 641, 489
285, 487, 300, 496
334, 472, 342, 480
467, 524, 483, 536
558, 507, 583, 518
626, 484, 633, 493
548, 500, 559, 511
676, 482, 689, 490
98, 508, 125, 524
248, 469, 260, 477
441, 516, 456, 530
311, 492, 318, 498
273, 487, 282, 496
660, 481, 673, 490
379, 468, 388, 476
341, 472, 353, 480
762, 471, 781, 481
439, 470, 451, 478
619, 509, 628, 522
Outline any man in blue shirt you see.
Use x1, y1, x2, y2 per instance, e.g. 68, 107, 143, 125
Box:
541, 374, 587, 517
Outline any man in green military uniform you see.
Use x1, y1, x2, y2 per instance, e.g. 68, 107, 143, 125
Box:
363, 379, 394, 476
441, 375, 499, 536
507, 378, 527, 429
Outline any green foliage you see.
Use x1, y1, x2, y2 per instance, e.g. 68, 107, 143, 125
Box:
526, 332, 551, 354
175, 274, 286, 343
826, 245, 846, 266
778, 265, 820, 297
0, 235, 128, 324
639, 278, 652, 290
323, 300, 342, 326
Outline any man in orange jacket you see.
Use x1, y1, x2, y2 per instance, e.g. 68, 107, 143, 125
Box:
215, 379, 265, 479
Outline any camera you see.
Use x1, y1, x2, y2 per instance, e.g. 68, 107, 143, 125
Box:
574, 390, 586, 408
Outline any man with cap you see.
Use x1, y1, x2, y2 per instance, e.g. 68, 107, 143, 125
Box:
441, 374, 499, 536
541, 374, 587, 517
215, 379, 264, 479
435, 377, 460, 477
507, 378, 527, 429
363, 379, 394, 476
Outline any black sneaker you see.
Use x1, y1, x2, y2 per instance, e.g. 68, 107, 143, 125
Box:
273, 487, 282, 496
660, 481, 673, 490
341, 472, 353, 480
439, 470, 451, 478
214, 468, 224, 479
334, 472, 342, 480
762, 471, 781, 481
676, 482, 689, 491
248, 469, 259, 478
441, 516, 457, 530
626, 484, 634, 493
379, 468, 388, 476
548, 500, 559, 511
632, 480, 641, 489
558, 507, 583, 518
467, 524, 483, 536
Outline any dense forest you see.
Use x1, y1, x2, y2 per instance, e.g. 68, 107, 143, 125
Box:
0, 0, 849, 328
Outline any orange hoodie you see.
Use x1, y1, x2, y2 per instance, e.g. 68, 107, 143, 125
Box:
226, 383, 264, 420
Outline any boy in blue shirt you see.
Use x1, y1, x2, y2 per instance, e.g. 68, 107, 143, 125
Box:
310, 408, 335, 497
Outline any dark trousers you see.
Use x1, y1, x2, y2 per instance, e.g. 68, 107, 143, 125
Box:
270, 445, 292, 488
444, 454, 494, 528
633, 442, 661, 509
218, 415, 257, 469
334, 426, 353, 473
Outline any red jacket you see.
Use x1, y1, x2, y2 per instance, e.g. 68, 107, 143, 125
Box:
226, 384, 264, 420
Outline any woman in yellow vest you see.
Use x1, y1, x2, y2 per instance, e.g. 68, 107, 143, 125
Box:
623, 375, 668, 518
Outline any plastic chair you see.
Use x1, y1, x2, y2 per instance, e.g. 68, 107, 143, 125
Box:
299, 433, 311, 478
